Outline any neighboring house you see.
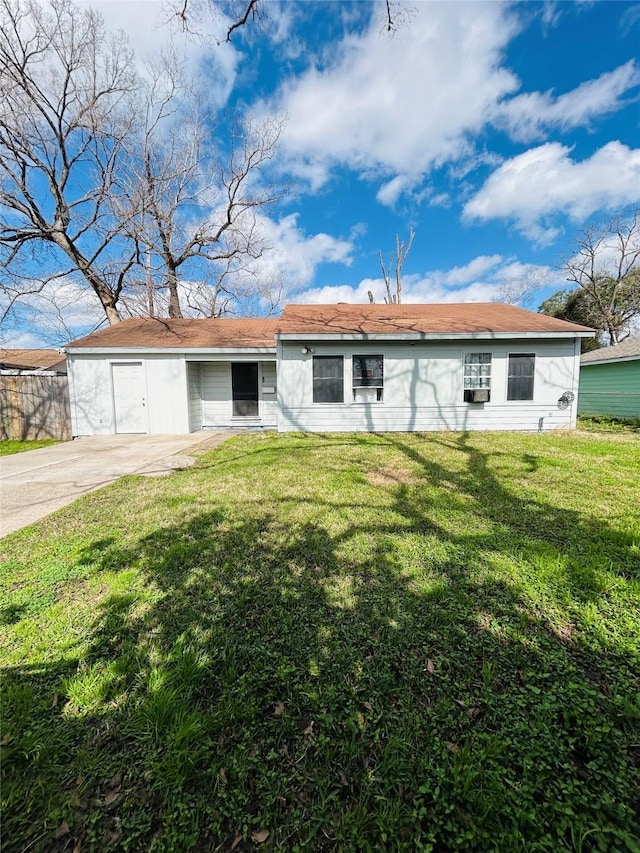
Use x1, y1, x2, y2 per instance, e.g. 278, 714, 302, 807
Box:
578, 337, 640, 419
64, 303, 594, 436
0, 348, 67, 374
0, 349, 71, 440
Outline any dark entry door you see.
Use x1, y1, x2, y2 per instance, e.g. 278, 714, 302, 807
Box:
232, 362, 259, 417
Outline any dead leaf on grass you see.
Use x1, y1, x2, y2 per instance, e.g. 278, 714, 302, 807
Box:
251, 829, 269, 843
104, 826, 123, 845
104, 789, 120, 806
303, 721, 314, 736
219, 768, 228, 784
453, 698, 480, 719
0, 733, 13, 747
424, 659, 435, 674
445, 742, 459, 753
55, 822, 70, 838
363, 701, 373, 712
274, 703, 285, 716
230, 834, 243, 850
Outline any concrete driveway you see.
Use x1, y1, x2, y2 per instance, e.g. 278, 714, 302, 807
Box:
0, 432, 235, 538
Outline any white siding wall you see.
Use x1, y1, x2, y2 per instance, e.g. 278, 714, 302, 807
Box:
68, 353, 190, 435
68, 355, 115, 435
201, 362, 232, 426
187, 363, 202, 432
277, 339, 580, 433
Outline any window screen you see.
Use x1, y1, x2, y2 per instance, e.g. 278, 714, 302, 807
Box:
507, 353, 535, 401
463, 353, 491, 402
353, 355, 383, 402
313, 356, 344, 403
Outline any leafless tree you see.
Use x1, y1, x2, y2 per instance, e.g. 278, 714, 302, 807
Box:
563, 211, 640, 345
0, 0, 140, 326
498, 266, 553, 307
117, 57, 284, 319
374, 227, 415, 304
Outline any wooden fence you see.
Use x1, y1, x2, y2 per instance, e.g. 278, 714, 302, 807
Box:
0, 374, 72, 440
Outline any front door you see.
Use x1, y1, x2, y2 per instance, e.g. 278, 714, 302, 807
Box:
232, 362, 259, 417
112, 362, 147, 433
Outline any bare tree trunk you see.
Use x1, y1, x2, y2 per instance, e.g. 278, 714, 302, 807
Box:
50, 232, 123, 324
166, 260, 183, 319
145, 246, 155, 318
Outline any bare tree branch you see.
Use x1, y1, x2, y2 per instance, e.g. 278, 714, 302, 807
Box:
224, 0, 259, 43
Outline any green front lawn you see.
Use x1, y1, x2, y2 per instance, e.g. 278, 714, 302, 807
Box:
0, 438, 60, 455
1, 432, 639, 852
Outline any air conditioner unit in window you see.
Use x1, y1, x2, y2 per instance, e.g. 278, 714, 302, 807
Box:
470, 388, 490, 403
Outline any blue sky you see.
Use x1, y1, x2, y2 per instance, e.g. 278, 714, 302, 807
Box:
3, 0, 640, 346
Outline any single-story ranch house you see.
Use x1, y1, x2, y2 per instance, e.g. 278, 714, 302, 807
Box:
64, 302, 594, 435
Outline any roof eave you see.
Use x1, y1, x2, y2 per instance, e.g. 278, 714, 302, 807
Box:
581, 354, 640, 366
65, 346, 278, 355
276, 330, 595, 341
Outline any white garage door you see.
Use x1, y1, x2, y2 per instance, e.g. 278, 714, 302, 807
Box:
112, 362, 147, 433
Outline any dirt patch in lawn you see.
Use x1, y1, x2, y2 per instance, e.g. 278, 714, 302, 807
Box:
366, 465, 416, 487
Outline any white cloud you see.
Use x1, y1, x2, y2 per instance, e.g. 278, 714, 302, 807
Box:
540, 1, 562, 30
0, 328, 53, 348
293, 255, 554, 307
463, 141, 640, 243
79, 0, 240, 105
497, 61, 640, 142
247, 213, 355, 290
255, 2, 520, 188
428, 192, 451, 209
0, 278, 107, 347
252, 3, 639, 206
376, 175, 415, 207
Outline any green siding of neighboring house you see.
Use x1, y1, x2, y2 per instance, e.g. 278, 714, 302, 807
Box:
578, 360, 640, 418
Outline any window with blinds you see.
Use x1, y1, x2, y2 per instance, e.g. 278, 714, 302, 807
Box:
313, 356, 344, 403
507, 353, 535, 401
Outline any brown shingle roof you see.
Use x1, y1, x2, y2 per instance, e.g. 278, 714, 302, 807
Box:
66, 304, 594, 350
581, 336, 640, 364
66, 318, 280, 349
277, 303, 594, 336
0, 348, 67, 371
